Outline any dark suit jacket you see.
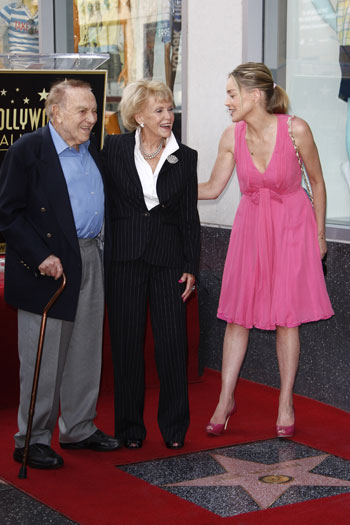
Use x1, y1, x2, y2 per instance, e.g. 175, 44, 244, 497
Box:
103, 132, 200, 277
0, 124, 105, 321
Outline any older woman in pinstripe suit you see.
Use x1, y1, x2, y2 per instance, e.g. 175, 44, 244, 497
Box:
103, 80, 200, 450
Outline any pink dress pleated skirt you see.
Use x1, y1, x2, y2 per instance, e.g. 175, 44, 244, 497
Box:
217, 114, 334, 330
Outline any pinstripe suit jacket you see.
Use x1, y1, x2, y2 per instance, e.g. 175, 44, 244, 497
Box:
103, 132, 200, 276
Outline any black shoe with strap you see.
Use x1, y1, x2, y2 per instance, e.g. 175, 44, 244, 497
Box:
124, 439, 143, 449
165, 441, 184, 450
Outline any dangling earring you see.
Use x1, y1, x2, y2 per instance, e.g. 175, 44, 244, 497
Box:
140, 122, 144, 128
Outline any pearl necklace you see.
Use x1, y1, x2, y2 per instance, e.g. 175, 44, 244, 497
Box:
140, 139, 163, 159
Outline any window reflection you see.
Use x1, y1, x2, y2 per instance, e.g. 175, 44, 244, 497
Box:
0, 0, 39, 54
286, 0, 350, 226
73, 0, 182, 137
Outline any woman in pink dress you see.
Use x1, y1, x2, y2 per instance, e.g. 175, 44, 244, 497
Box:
198, 62, 334, 438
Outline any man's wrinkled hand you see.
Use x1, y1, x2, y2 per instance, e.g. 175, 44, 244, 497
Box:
38, 255, 63, 280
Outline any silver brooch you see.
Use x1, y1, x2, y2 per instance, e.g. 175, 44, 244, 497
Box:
167, 154, 178, 164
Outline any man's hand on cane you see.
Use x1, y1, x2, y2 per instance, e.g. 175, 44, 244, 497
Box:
38, 255, 63, 280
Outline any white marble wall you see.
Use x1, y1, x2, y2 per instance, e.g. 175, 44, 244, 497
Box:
183, 0, 243, 228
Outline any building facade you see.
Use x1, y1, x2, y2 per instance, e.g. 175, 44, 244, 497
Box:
1, 0, 348, 410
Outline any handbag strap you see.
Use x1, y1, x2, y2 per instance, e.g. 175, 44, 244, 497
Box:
287, 115, 314, 205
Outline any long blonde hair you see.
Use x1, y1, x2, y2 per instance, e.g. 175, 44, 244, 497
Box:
230, 62, 289, 114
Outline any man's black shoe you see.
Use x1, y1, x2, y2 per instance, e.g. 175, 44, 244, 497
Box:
14, 443, 64, 469
60, 429, 123, 451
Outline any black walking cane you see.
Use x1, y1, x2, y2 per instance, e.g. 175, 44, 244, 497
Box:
18, 273, 67, 479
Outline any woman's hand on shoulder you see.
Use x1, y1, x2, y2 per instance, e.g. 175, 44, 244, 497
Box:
198, 125, 236, 200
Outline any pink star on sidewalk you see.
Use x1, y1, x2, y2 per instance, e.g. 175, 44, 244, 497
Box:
167, 453, 350, 509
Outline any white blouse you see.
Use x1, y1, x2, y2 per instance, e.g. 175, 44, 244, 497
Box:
134, 127, 179, 210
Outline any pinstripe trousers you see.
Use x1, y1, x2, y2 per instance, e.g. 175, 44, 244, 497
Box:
107, 259, 190, 443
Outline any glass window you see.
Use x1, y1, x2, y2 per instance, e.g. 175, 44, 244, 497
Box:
67, 0, 182, 138
0, 0, 39, 55
264, 0, 350, 232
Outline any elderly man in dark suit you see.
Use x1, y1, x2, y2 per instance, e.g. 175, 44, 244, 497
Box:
0, 78, 121, 470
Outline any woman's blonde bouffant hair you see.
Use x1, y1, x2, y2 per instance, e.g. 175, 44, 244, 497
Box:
120, 80, 174, 131
230, 62, 289, 114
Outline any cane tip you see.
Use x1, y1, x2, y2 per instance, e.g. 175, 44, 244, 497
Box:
18, 465, 27, 479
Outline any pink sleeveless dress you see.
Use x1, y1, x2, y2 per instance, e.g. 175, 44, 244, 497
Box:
217, 114, 334, 330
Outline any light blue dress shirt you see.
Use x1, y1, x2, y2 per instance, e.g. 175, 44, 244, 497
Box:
49, 122, 104, 239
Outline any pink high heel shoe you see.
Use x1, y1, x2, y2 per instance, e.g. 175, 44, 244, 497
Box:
276, 424, 295, 438
206, 402, 237, 436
